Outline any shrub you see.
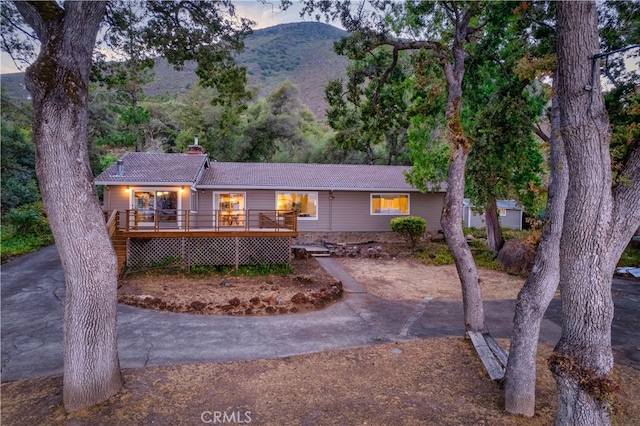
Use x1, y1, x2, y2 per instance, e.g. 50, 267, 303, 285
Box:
414, 242, 453, 265
3, 201, 51, 237
391, 216, 426, 249
1, 201, 54, 262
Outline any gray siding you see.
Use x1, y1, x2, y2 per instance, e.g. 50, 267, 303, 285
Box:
462, 206, 523, 230
500, 210, 523, 230
329, 191, 443, 232
102, 185, 444, 232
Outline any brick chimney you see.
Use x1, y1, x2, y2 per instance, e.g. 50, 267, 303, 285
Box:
116, 159, 124, 176
187, 136, 204, 154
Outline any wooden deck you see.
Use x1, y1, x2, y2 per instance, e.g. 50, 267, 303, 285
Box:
120, 228, 298, 238
117, 209, 298, 235
104, 210, 298, 275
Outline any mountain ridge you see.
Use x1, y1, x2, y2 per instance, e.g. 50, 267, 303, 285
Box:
1, 22, 349, 120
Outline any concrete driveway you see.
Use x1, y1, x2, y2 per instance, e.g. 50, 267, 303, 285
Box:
2, 245, 638, 382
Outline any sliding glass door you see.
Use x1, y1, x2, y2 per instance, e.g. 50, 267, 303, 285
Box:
133, 189, 180, 226
214, 193, 245, 226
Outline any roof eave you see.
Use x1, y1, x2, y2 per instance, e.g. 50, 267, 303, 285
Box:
195, 185, 445, 192
95, 181, 196, 186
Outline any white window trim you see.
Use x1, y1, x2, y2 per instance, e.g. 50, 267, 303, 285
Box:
190, 188, 198, 213
212, 192, 247, 211
129, 187, 183, 212
275, 191, 319, 221
370, 193, 410, 216
129, 187, 184, 228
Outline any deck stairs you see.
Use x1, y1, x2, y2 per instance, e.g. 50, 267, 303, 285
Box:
112, 231, 127, 275
292, 245, 331, 258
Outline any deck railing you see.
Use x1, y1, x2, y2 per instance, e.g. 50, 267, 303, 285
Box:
105, 210, 119, 237
121, 209, 297, 232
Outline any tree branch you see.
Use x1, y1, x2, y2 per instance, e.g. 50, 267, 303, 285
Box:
370, 45, 398, 113
365, 38, 445, 116
14, 1, 58, 41
371, 38, 445, 52
533, 124, 550, 143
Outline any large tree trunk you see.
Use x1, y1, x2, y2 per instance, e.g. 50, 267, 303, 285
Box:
504, 90, 567, 416
552, 2, 640, 424
439, 7, 485, 333
17, 1, 123, 412
484, 198, 504, 252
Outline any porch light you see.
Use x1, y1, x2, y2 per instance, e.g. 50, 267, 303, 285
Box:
125, 186, 130, 193
180, 186, 185, 193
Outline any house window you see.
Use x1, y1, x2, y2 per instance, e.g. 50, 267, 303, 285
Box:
190, 188, 198, 212
499, 208, 507, 217
371, 193, 409, 215
215, 193, 245, 226
276, 192, 318, 220
131, 189, 180, 224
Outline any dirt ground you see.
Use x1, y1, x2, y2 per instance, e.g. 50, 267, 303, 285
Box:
117, 258, 343, 316
116, 255, 526, 317
3, 338, 640, 425
3, 255, 640, 425
337, 257, 526, 301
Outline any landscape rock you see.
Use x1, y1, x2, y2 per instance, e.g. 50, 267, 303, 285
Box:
291, 293, 309, 304
497, 239, 536, 276
190, 301, 206, 311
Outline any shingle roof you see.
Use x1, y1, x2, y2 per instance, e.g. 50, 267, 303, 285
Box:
199, 162, 445, 192
94, 152, 208, 185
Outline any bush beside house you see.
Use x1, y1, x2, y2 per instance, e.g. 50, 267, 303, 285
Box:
391, 216, 426, 249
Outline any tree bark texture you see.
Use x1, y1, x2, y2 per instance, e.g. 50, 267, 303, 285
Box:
484, 199, 504, 252
439, 5, 485, 333
504, 91, 567, 417
17, 1, 123, 412
553, 2, 640, 424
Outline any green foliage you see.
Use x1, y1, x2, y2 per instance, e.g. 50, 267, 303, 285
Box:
189, 263, 292, 276
404, 49, 450, 190
174, 79, 331, 163
414, 242, 454, 266
390, 216, 426, 249
1, 121, 39, 214
324, 46, 416, 165
618, 247, 640, 268
463, 1, 548, 218
150, 256, 183, 269
471, 250, 500, 271
414, 239, 501, 270
231, 264, 292, 277
464, 227, 488, 239
1, 201, 53, 262
1, 87, 33, 127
